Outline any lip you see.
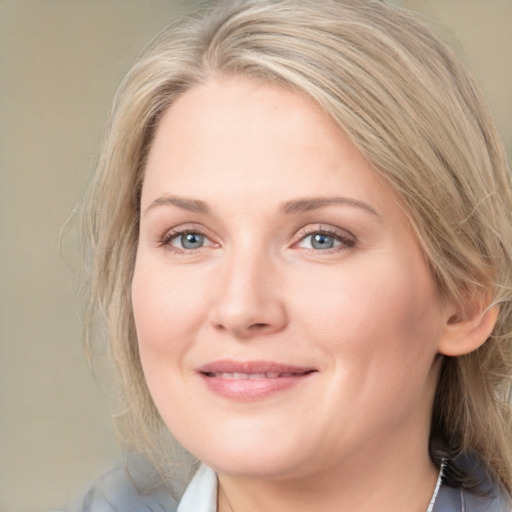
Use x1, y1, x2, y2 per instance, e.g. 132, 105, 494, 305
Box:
197, 360, 317, 400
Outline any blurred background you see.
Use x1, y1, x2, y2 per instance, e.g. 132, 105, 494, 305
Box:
0, 1, 510, 510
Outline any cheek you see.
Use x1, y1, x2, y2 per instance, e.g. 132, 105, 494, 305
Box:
290, 258, 442, 362
130, 259, 210, 426
131, 260, 206, 360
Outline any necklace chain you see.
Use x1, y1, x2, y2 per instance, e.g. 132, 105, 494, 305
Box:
426, 458, 447, 512
220, 459, 446, 512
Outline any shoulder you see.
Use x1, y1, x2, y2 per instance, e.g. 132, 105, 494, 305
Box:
437, 484, 512, 512
435, 454, 512, 512
463, 488, 512, 512
70, 456, 183, 512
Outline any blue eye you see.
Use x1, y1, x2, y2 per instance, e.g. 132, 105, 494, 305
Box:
310, 233, 338, 250
159, 225, 218, 254
296, 229, 354, 252
171, 232, 205, 250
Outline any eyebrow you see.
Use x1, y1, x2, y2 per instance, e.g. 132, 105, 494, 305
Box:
280, 197, 381, 217
144, 194, 380, 218
144, 195, 210, 214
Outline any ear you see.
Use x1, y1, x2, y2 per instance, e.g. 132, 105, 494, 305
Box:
438, 298, 498, 357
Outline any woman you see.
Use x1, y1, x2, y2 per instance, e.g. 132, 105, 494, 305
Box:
78, 0, 512, 510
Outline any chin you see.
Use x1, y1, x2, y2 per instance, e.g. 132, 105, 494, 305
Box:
183, 429, 310, 479
209, 452, 307, 480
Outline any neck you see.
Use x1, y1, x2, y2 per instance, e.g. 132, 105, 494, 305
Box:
217, 436, 439, 512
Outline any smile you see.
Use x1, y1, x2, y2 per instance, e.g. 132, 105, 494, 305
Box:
205, 372, 304, 379
197, 360, 317, 400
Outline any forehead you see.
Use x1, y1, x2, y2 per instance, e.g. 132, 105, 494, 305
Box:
141, 77, 389, 206
147, 77, 347, 166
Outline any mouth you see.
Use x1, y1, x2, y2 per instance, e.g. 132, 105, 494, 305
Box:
203, 371, 309, 379
197, 360, 317, 400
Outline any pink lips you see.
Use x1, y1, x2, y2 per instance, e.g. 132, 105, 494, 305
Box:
198, 360, 316, 400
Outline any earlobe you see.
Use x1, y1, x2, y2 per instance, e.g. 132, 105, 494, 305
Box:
438, 303, 499, 357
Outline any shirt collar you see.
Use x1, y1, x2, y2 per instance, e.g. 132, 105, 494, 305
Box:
177, 463, 218, 512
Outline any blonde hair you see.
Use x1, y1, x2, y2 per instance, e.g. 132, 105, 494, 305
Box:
81, 0, 512, 491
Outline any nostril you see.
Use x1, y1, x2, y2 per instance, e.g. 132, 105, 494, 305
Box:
251, 323, 270, 330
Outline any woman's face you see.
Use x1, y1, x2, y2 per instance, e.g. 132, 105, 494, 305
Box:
132, 77, 449, 480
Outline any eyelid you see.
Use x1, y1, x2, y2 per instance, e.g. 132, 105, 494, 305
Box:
155, 222, 355, 255
292, 224, 356, 252
158, 223, 218, 252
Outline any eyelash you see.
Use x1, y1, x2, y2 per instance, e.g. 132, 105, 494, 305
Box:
157, 227, 213, 255
157, 225, 356, 255
293, 227, 356, 254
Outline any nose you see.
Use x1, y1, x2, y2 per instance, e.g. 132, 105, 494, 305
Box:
209, 251, 288, 339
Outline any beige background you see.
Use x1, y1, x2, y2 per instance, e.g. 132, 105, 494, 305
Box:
0, 1, 510, 511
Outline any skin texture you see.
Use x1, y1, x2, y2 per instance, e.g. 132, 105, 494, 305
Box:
132, 77, 469, 511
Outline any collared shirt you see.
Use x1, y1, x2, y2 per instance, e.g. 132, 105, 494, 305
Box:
177, 463, 512, 512
75, 459, 512, 511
